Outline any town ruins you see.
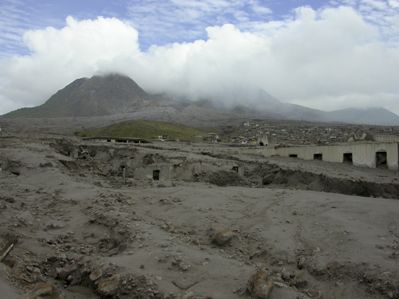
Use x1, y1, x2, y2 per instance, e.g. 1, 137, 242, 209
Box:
1, 120, 399, 299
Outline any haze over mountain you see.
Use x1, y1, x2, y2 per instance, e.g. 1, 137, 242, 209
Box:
3, 74, 399, 126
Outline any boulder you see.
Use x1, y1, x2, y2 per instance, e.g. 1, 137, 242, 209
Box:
96, 275, 120, 297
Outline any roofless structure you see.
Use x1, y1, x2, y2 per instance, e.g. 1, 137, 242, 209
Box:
263, 142, 399, 170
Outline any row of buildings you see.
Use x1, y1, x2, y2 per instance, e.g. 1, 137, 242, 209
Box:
219, 120, 399, 171
263, 141, 398, 170
227, 120, 399, 146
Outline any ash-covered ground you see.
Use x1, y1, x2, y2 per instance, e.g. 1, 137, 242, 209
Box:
1, 135, 399, 299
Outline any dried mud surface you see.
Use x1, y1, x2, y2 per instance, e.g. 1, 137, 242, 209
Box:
0, 135, 399, 299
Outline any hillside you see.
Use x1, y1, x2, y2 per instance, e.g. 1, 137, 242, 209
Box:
78, 119, 208, 141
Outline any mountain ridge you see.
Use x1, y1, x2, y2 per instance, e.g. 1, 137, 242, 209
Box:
3, 73, 399, 126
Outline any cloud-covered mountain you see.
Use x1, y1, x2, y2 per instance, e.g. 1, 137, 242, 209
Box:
223, 89, 399, 125
1, 4, 399, 115
3, 74, 399, 126
4, 74, 152, 117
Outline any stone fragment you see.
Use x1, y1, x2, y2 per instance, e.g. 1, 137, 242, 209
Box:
210, 229, 235, 246
26, 282, 64, 299
297, 256, 306, 270
182, 291, 195, 299
89, 268, 103, 282
247, 269, 273, 299
96, 275, 120, 296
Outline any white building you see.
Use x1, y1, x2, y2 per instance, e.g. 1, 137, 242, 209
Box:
263, 142, 399, 170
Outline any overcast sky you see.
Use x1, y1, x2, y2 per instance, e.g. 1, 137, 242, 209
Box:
0, 0, 399, 114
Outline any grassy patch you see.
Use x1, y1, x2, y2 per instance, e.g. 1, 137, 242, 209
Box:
78, 120, 208, 141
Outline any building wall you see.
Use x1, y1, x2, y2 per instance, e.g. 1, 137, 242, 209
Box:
263, 142, 399, 170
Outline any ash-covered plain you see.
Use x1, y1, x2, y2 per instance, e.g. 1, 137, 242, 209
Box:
0, 133, 399, 299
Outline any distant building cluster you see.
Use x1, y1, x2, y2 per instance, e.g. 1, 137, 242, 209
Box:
222, 120, 399, 146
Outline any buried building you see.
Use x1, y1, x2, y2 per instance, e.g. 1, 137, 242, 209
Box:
262, 142, 399, 170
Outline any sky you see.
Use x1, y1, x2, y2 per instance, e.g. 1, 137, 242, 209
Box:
0, 0, 399, 115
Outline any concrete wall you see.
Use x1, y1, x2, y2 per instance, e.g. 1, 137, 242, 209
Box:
263, 142, 399, 170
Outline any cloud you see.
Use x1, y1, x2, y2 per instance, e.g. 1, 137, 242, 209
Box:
126, 0, 272, 47
388, 0, 399, 8
291, 93, 399, 112
0, 0, 60, 58
0, 0, 33, 56
1, 4, 399, 115
329, 0, 399, 43
0, 16, 141, 110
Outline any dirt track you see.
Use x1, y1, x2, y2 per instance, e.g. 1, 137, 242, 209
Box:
1, 135, 399, 298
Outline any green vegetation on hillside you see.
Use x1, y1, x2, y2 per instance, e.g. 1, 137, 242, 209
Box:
78, 120, 208, 141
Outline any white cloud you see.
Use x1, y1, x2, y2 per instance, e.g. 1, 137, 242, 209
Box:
388, 0, 399, 8
0, 0, 59, 57
1, 4, 399, 115
330, 0, 399, 43
0, 16, 142, 111
0, 0, 32, 56
291, 93, 399, 113
126, 0, 272, 46
361, 0, 388, 10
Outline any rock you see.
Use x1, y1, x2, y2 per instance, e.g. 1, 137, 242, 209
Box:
182, 291, 195, 299
45, 221, 65, 230
247, 269, 273, 299
16, 211, 34, 226
26, 266, 41, 274
96, 275, 120, 296
27, 282, 53, 297
210, 229, 235, 246
89, 268, 103, 282
0, 263, 9, 273
293, 278, 308, 289
56, 264, 80, 285
2, 196, 15, 203
297, 256, 306, 270
273, 281, 289, 288
280, 268, 293, 282
26, 282, 64, 299
39, 162, 53, 168
272, 287, 311, 299
171, 258, 191, 272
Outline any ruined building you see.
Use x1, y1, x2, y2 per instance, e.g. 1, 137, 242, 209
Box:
262, 141, 399, 170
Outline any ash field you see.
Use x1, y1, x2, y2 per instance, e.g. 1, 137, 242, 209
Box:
1, 74, 399, 299
0, 133, 399, 299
